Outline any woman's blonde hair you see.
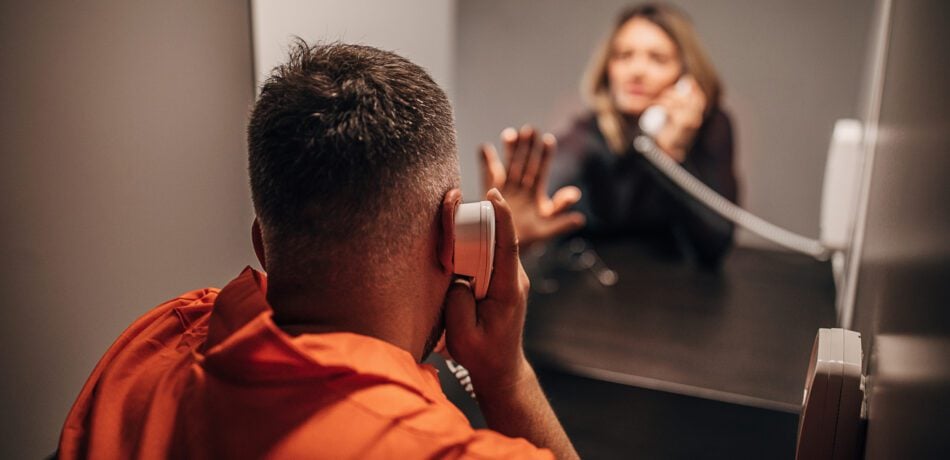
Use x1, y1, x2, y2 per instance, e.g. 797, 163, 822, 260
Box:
583, 3, 722, 154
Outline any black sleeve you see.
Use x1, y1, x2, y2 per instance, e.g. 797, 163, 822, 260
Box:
667, 109, 739, 267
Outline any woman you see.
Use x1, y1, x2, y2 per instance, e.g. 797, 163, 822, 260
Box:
482, 3, 738, 268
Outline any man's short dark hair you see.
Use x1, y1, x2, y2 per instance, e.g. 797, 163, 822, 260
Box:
248, 41, 458, 272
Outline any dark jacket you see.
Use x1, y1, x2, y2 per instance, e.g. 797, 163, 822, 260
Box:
551, 108, 739, 268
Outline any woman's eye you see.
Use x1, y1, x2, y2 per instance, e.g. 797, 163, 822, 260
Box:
612, 50, 633, 61
650, 52, 671, 65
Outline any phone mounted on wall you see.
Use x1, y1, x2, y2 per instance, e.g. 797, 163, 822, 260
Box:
454, 201, 495, 299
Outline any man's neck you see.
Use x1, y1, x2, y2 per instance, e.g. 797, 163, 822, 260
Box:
265, 275, 432, 361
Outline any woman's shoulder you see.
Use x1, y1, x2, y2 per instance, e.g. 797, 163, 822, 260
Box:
698, 106, 735, 143
557, 112, 608, 154
693, 106, 736, 160
561, 112, 599, 136
704, 106, 733, 131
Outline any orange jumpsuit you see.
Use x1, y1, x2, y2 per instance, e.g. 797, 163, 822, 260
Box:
59, 267, 552, 459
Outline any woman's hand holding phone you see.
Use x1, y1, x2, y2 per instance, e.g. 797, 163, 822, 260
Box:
652, 75, 707, 162
479, 126, 586, 249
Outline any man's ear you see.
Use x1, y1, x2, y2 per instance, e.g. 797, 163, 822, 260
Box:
251, 217, 267, 271
438, 188, 462, 275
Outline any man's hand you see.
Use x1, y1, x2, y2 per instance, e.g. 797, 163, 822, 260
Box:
444, 188, 530, 391
480, 126, 585, 249
652, 76, 707, 162
443, 189, 578, 459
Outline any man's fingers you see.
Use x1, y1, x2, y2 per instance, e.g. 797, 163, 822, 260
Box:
485, 188, 522, 301
550, 186, 582, 214
479, 143, 506, 193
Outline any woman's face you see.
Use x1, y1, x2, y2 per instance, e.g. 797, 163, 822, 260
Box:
607, 17, 683, 115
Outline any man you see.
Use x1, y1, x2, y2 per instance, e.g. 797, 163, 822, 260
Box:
57, 41, 578, 459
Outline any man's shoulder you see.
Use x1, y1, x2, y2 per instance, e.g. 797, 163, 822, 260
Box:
111, 286, 220, 340
58, 285, 223, 458
266, 359, 552, 459
162, 286, 221, 310
357, 385, 553, 458
90, 286, 221, 379
110, 285, 220, 360
158, 286, 220, 327
272, 390, 553, 459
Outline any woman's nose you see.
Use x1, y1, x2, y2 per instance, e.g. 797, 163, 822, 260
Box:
626, 58, 647, 80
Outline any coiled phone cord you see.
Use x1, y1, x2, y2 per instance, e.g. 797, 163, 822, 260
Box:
633, 135, 832, 261
445, 359, 477, 399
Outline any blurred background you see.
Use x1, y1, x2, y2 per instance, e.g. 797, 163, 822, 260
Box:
1, 0, 947, 458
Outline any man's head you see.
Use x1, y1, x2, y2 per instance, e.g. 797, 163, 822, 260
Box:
247, 41, 460, 357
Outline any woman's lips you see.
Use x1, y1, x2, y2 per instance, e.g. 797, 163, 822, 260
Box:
622, 85, 650, 97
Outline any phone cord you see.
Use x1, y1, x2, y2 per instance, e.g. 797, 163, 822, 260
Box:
445, 359, 477, 399
633, 135, 832, 261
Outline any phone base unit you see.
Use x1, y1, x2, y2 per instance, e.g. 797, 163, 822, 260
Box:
796, 328, 865, 459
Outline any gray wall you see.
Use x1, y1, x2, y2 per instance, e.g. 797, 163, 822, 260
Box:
454, 0, 873, 246
850, 0, 950, 456
250, 0, 457, 100
0, 1, 255, 457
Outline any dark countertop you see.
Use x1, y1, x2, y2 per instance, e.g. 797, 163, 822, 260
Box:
523, 239, 837, 412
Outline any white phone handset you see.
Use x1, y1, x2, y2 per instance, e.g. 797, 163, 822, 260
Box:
454, 201, 496, 299
639, 77, 691, 136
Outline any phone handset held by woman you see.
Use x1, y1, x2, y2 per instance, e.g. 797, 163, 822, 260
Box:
632, 77, 831, 260
446, 201, 496, 398
639, 77, 691, 136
